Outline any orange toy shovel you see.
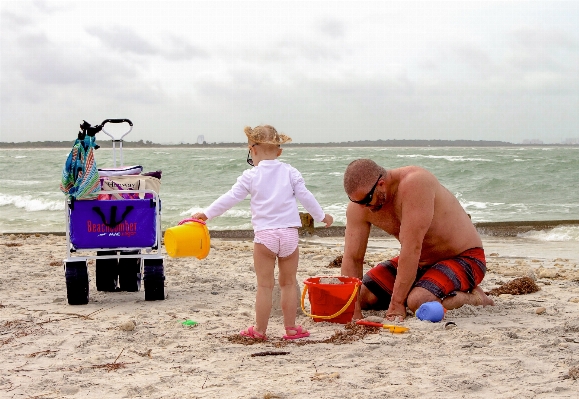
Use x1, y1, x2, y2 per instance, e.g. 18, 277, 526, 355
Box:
355, 320, 410, 333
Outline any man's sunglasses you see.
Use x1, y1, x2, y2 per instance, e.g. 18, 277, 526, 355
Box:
348, 174, 382, 206
246, 143, 258, 167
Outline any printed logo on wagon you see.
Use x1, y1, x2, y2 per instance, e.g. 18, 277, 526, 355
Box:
87, 220, 138, 237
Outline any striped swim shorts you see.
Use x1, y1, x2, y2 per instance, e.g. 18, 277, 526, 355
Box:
254, 228, 299, 258
362, 247, 487, 309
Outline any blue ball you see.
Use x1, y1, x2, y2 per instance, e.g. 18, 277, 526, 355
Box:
416, 301, 445, 322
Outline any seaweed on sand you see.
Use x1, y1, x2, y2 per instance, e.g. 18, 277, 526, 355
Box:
487, 277, 540, 296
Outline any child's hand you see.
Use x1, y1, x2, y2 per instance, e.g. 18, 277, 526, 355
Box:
322, 214, 333, 227
191, 212, 208, 221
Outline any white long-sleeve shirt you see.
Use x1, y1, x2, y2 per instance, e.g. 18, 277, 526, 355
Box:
204, 160, 325, 232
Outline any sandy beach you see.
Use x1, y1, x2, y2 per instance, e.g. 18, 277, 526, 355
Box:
1, 233, 579, 398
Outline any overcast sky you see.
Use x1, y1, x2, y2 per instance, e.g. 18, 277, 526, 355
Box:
1, 1, 578, 144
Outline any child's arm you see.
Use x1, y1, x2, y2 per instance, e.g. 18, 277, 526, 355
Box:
291, 169, 333, 227
192, 174, 250, 221
321, 214, 333, 227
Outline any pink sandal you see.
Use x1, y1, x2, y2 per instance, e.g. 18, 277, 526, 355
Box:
240, 326, 267, 340
283, 325, 310, 340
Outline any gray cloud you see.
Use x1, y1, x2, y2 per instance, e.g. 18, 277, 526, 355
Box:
0, 9, 34, 27
32, 0, 69, 14
86, 26, 158, 55
509, 26, 579, 73
164, 35, 209, 60
86, 26, 209, 61
318, 19, 346, 38
451, 44, 492, 69
15, 33, 136, 86
1, 30, 165, 110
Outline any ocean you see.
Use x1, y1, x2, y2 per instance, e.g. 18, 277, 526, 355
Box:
1, 145, 578, 241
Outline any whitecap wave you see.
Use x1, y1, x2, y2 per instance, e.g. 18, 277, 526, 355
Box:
222, 209, 252, 218
519, 226, 579, 242
179, 207, 252, 219
397, 154, 491, 162
0, 179, 43, 186
180, 207, 204, 216
0, 193, 63, 211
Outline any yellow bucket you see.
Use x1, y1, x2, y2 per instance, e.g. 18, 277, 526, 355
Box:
164, 219, 210, 259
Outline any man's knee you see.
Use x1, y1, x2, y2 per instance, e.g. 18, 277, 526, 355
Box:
359, 284, 394, 310
407, 287, 439, 312
359, 285, 376, 309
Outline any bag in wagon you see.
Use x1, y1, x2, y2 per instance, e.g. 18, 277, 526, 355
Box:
99, 175, 161, 200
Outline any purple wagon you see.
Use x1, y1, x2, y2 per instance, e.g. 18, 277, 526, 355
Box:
63, 119, 165, 305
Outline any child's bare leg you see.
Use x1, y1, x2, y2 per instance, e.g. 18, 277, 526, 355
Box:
249, 243, 276, 335
278, 248, 304, 334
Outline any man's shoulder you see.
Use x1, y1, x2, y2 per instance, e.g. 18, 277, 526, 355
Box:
399, 166, 436, 184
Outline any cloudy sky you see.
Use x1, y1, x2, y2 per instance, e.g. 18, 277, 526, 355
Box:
1, 1, 578, 144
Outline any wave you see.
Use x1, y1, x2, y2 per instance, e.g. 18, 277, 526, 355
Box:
0, 179, 43, 186
397, 154, 491, 162
180, 207, 252, 219
519, 226, 579, 242
0, 193, 63, 212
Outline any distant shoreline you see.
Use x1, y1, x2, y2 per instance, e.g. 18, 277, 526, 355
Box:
4, 219, 579, 238
1, 140, 578, 149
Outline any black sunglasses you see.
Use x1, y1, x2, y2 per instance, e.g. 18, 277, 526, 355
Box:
246, 143, 258, 166
348, 174, 382, 206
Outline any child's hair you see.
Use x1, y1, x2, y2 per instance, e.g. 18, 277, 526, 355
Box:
244, 125, 292, 147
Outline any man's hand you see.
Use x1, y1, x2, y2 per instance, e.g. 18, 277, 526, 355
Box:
322, 214, 333, 227
386, 301, 407, 322
191, 212, 208, 221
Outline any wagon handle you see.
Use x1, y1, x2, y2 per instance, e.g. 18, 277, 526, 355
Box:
101, 119, 133, 141
100, 119, 133, 167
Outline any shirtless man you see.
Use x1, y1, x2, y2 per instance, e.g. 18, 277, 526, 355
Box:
342, 159, 494, 321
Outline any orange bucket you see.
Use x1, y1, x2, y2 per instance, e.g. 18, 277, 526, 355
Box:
301, 276, 361, 324
164, 219, 210, 259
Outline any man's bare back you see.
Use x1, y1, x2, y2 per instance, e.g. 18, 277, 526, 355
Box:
342, 161, 493, 321
363, 166, 482, 264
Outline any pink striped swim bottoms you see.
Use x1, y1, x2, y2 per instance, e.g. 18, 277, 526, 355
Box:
254, 228, 299, 258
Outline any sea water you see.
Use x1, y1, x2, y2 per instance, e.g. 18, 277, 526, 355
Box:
1, 146, 578, 239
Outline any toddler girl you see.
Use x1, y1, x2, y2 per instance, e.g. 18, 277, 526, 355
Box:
192, 125, 333, 340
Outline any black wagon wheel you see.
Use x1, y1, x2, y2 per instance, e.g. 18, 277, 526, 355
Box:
118, 250, 142, 292
65, 260, 89, 305
95, 251, 118, 292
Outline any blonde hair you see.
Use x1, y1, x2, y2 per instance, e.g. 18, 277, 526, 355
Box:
244, 125, 292, 146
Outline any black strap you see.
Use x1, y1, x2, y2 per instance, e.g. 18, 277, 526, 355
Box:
92, 205, 134, 228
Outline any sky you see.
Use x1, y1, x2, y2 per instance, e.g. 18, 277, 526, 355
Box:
1, 1, 578, 144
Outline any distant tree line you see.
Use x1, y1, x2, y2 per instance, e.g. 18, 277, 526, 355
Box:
1, 139, 577, 149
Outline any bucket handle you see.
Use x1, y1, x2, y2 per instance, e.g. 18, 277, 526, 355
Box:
178, 218, 206, 226
300, 281, 361, 320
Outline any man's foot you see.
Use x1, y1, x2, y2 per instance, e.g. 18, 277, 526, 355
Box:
442, 286, 495, 309
472, 286, 495, 306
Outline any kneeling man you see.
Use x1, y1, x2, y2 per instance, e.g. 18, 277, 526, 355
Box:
342, 159, 494, 321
